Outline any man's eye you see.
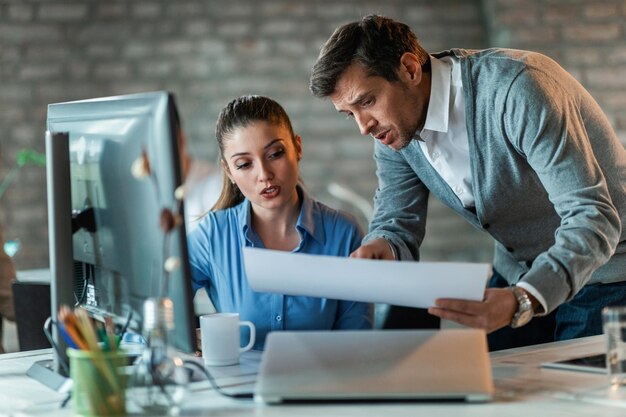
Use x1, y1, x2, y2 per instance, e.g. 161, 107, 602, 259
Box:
361, 98, 373, 107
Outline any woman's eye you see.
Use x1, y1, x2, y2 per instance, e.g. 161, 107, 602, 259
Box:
235, 162, 251, 170
269, 149, 285, 159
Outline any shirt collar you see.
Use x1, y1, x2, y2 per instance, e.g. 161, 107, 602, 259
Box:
237, 185, 325, 247
296, 186, 325, 245
238, 199, 254, 244
421, 56, 452, 135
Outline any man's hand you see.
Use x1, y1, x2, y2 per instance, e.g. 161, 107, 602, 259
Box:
350, 238, 395, 260
427, 288, 518, 333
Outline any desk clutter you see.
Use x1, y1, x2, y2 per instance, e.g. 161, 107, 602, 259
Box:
49, 300, 256, 416
56, 300, 190, 416
58, 305, 126, 416
49, 304, 496, 416
5, 334, 625, 416
58, 306, 120, 352
68, 348, 127, 416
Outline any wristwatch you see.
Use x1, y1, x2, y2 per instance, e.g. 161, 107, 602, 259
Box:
509, 286, 534, 328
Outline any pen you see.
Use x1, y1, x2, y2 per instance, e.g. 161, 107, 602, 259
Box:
104, 317, 117, 352
75, 308, 101, 352
56, 321, 78, 349
97, 326, 110, 351
58, 306, 89, 350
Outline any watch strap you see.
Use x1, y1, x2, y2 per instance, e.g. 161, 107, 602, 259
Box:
509, 286, 533, 328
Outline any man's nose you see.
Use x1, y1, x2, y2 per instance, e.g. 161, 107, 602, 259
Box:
355, 113, 376, 136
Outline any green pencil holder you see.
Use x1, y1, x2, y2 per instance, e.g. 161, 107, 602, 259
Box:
68, 348, 127, 417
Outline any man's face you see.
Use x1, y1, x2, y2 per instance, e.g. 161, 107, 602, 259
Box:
330, 62, 425, 151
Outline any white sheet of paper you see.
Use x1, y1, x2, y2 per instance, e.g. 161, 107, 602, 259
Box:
243, 247, 491, 308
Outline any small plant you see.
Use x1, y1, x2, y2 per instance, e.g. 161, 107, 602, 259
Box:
0, 148, 46, 200
0, 148, 46, 257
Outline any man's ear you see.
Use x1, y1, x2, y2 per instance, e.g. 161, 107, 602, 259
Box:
399, 52, 423, 85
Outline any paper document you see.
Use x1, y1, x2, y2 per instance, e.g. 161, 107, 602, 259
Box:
243, 247, 491, 308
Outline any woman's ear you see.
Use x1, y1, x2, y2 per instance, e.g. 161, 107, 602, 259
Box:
294, 134, 303, 161
221, 159, 235, 184
399, 52, 423, 85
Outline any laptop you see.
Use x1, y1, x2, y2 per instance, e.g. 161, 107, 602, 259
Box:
254, 329, 493, 404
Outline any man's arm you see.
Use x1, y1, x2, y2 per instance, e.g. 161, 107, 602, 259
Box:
431, 63, 622, 332
359, 140, 430, 261
503, 66, 621, 312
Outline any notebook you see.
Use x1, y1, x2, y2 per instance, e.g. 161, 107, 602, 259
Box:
254, 329, 493, 403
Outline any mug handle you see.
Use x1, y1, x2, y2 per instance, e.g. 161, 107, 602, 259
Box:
239, 321, 256, 353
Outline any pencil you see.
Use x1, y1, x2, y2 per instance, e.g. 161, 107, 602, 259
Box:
56, 321, 78, 349
58, 306, 89, 350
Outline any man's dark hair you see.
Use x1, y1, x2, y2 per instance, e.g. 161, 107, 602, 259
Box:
309, 15, 430, 98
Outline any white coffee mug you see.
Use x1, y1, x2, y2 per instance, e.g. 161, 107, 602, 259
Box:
200, 313, 256, 366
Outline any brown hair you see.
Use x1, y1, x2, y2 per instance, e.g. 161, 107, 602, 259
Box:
309, 14, 430, 98
212, 95, 297, 211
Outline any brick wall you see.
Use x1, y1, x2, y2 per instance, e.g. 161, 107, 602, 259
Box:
484, 0, 626, 141
0, 0, 624, 270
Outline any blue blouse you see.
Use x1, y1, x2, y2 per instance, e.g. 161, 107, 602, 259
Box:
187, 188, 373, 350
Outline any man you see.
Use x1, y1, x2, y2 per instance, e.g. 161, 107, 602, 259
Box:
309, 15, 626, 349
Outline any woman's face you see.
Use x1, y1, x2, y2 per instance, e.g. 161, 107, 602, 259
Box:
222, 120, 302, 214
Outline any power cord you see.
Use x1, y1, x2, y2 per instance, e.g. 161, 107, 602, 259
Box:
43, 317, 70, 375
182, 360, 253, 400
119, 310, 133, 336
43, 317, 73, 408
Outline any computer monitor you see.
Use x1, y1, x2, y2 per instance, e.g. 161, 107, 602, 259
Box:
41, 91, 196, 383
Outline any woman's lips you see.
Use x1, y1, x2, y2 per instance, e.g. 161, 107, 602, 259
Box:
261, 185, 280, 199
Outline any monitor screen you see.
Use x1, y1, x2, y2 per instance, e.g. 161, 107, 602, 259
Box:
46, 91, 196, 366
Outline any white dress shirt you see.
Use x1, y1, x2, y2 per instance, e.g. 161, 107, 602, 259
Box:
418, 55, 474, 208
420, 55, 547, 314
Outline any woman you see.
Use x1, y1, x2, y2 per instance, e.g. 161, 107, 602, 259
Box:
187, 95, 372, 350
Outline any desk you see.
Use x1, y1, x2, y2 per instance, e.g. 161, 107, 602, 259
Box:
1, 335, 625, 416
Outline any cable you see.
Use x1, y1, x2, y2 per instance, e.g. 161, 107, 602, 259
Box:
60, 392, 72, 408
43, 316, 73, 409
73, 263, 89, 306
43, 317, 70, 375
182, 360, 253, 400
119, 310, 133, 336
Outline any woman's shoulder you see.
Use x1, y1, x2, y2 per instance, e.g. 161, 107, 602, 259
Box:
193, 204, 242, 235
310, 198, 363, 234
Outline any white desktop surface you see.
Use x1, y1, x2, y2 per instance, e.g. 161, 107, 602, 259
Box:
15, 268, 51, 284
1, 335, 625, 416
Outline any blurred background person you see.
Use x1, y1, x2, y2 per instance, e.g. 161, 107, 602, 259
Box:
174, 111, 221, 315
